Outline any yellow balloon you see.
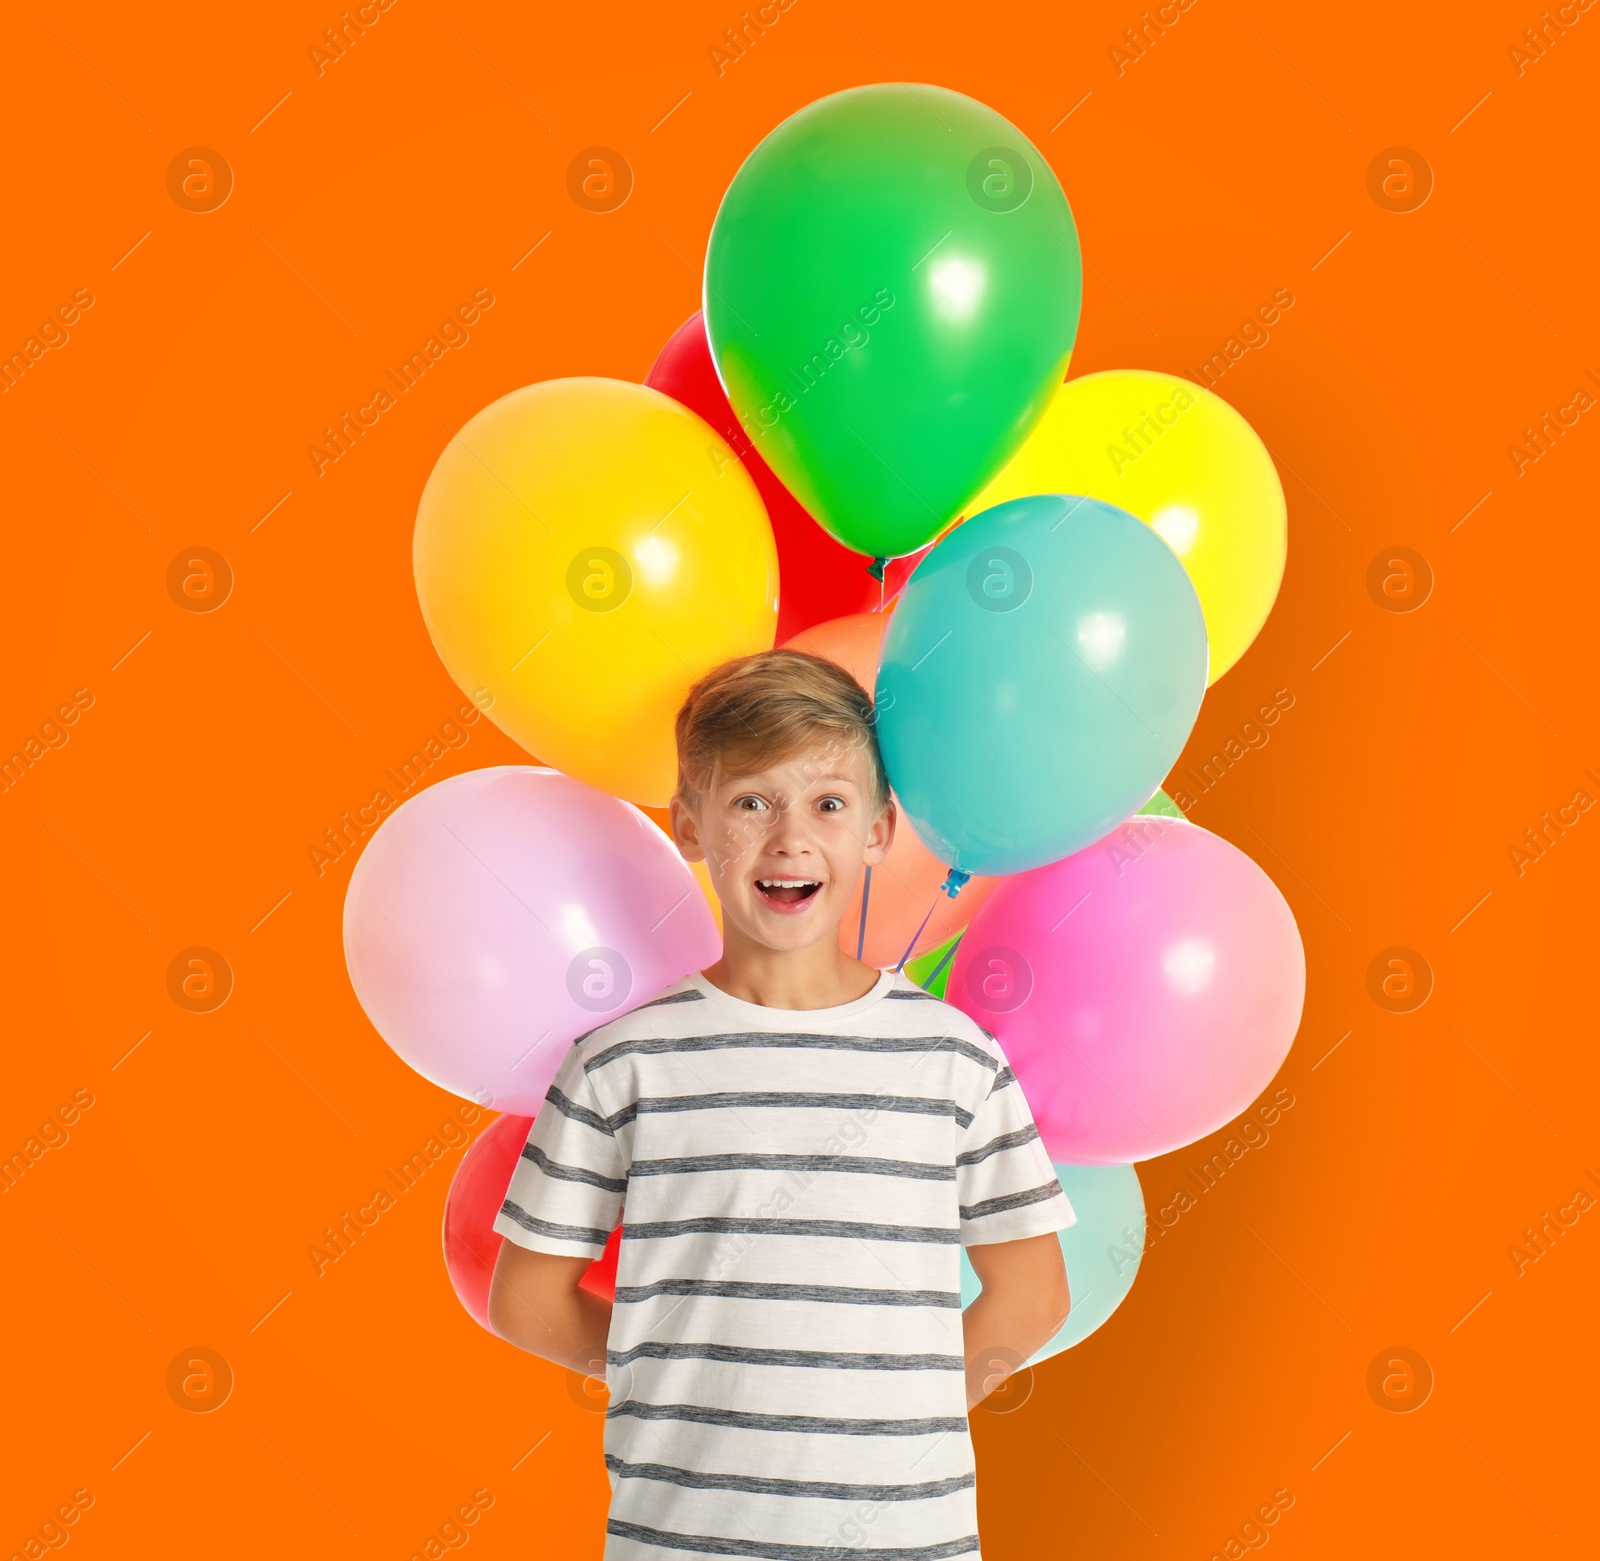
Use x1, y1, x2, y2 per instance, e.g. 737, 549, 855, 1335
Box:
972, 370, 1286, 684
414, 378, 778, 805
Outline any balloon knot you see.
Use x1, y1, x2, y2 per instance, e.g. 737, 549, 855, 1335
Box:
940, 868, 970, 899
867, 556, 888, 582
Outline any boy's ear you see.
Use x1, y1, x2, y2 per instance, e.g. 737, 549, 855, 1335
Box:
863, 798, 897, 868
668, 793, 706, 864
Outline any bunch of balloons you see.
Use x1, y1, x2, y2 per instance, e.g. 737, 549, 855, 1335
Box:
342, 83, 1305, 1362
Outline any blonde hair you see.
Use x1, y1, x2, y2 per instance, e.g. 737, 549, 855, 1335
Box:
674, 648, 890, 809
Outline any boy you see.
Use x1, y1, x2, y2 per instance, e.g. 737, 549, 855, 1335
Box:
489, 649, 1073, 1558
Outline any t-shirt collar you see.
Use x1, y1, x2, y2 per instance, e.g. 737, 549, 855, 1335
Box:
684, 968, 898, 1025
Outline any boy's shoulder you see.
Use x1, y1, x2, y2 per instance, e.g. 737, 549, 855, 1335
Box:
565, 976, 710, 1067
881, 973, 1005, 1064
880, 970, 986, 1023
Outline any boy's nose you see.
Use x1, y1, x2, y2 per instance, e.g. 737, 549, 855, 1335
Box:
766, 805, 814, 855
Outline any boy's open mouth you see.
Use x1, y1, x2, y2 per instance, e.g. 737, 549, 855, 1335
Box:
755, 877, 822, 911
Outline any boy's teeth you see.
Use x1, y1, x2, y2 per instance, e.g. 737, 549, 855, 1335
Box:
759, 879, 819, 887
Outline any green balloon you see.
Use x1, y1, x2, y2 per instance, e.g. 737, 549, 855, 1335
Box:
905, 929, 962, 998
1138, 788, 1185, 819
705, 84, 1082, 559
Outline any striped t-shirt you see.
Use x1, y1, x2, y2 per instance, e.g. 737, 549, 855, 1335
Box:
494, 967, 1075, 1560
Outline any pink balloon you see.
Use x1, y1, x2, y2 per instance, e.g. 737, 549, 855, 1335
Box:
343, 767, 721, 1113
948, 818, 1305, 1164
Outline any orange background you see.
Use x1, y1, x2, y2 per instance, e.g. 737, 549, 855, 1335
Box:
4, 0, 1596, 1555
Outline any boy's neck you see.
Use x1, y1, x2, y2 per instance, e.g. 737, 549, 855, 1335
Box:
700, 921, 884, 1011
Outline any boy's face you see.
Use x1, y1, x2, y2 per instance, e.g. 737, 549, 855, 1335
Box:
669, 737, 896, 956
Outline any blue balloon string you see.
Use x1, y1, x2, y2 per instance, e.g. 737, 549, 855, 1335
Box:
893, 869, 966, 973
856, 864, 873, 962
918, 935, 960, 995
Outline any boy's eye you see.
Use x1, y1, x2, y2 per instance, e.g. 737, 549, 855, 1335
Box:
734, 795, 768, 812
817, 796, 845, 813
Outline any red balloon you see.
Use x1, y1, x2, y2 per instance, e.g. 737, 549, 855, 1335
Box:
443, 1112, 620, 1330
646, 312, 925, 640
581, 1218, 622, 1301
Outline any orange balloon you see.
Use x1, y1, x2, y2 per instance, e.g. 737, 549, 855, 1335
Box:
842, 830, 998, 968
785, 611, 886, 694
783, 612, 997, 967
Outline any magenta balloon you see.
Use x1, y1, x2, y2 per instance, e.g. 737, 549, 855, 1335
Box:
343, 766, 720, 1113
947, 818, 1305, 1164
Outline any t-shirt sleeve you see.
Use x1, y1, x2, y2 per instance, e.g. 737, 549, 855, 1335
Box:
493, 1043, 628, 1259
956, 1029, 1076, 1247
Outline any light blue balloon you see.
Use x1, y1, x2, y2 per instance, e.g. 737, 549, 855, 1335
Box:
960, 1162, 1146, 1362
876, 495, 1207, 877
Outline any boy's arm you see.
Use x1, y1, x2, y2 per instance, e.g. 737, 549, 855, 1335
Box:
955, 1023, 1077, 1410
486, 1043, 628, 1382
962, 1233, 1071, 1410
488, 1244, 612, 1381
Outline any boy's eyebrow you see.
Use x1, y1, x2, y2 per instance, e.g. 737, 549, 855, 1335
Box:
723, 769, 863, 790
